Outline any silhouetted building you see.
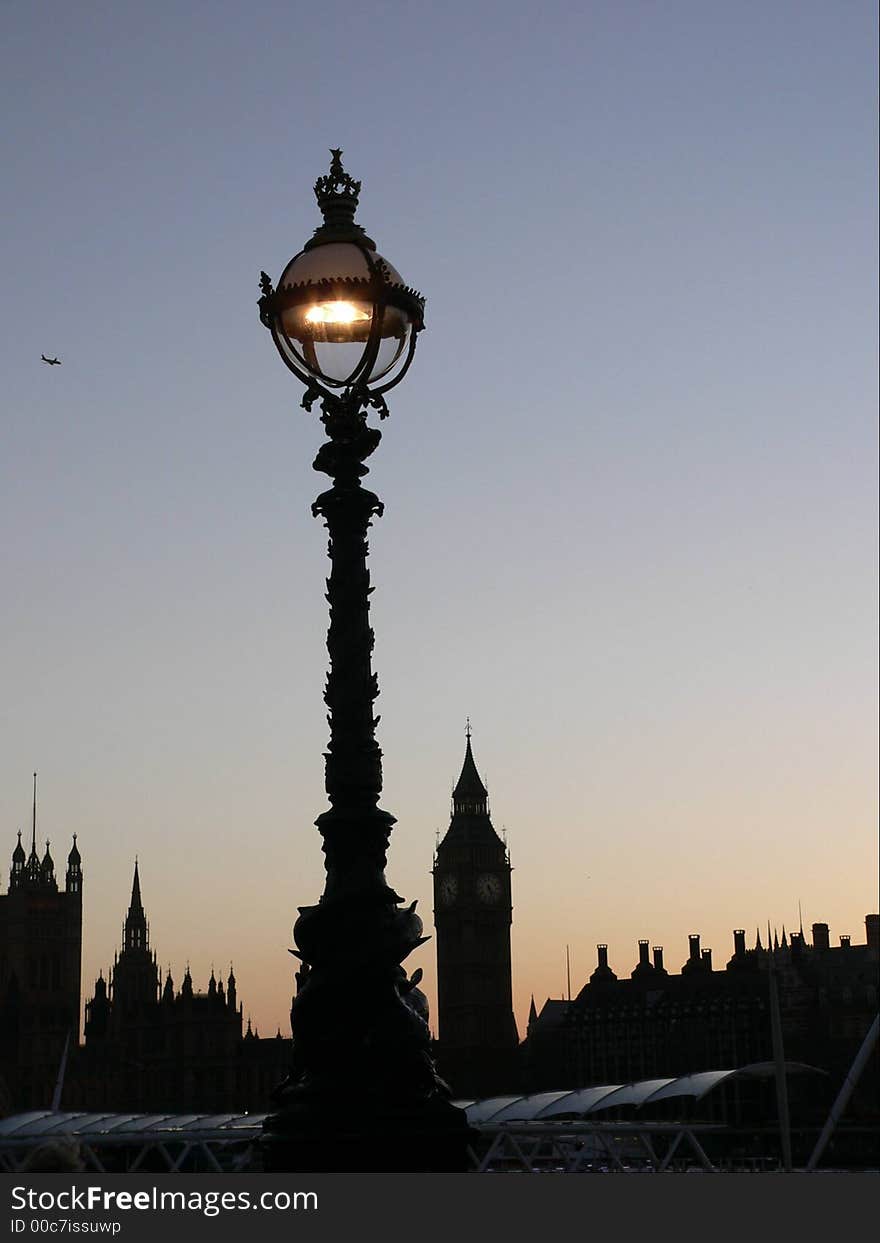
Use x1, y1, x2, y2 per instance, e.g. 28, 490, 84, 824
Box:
432, 729, 518, 1095
0, 778, 82, 1114
65, 861, 289, 1113
522, 919, 880, 1160
1, 835, 290, 1115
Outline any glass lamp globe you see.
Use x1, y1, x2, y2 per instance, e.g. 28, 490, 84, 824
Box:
260, 151, 424, 402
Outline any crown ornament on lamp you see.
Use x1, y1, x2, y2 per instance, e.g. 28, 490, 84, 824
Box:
309, 148, 369, 246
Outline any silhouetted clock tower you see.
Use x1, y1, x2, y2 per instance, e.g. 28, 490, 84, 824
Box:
432, 727, 518, 1096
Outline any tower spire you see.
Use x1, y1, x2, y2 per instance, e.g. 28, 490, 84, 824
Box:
129, 857, 143, 913
123, 858, 147, 952
24, 772, 42, 885
66, 833, 82, 894
452, 725, 488, 814
10, 830, 26, 888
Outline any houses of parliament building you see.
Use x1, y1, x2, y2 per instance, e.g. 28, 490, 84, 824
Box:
1, 754, 877, 1128
0, 780, 288, 1116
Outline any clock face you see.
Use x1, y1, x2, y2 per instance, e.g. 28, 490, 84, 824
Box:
439, 875, 458, 905
476, 873, 502, 903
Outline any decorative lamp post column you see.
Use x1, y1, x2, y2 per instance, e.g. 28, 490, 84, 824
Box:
257, 151, 472, 1171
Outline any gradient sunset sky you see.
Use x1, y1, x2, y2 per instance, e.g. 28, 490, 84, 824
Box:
2, 0, 877, 1042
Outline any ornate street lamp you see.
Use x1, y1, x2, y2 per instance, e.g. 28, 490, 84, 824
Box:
257, 151, 471, 1171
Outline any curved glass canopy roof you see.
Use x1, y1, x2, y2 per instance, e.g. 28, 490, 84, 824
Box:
0, 1062, 824, 1142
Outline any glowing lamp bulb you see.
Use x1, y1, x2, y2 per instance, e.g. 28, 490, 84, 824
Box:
305, 301, 371, 326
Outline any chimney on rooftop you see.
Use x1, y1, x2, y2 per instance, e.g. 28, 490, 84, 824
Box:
631, 939, 654, 980
812, 923, 830, 951
688, 934, 701, 962
590, 943, 618, 985
590, 942, 618, 984
733, 929, 746, 956
653, 946, 664, 971
839, 935, 851, 949
701, 948, 712, 970
865, 915, 879, 955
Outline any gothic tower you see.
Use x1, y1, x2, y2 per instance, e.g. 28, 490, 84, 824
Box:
0, 775, 83, 1110
432, 728, 518, 1096
110, 860, 161, 1020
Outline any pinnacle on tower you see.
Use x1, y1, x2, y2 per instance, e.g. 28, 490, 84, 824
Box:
123, 859, 148, 952
452, 725, 489, 815
25, 773, 41, 884
129, 858, 143, 914
11, 831, 26, 887
31, 772, 37, 858
38, 840, 57, 891
66, 833, 82, 893
438, 724, 505, 849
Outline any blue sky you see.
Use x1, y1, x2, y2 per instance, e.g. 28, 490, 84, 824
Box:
1, 1, 877, 1036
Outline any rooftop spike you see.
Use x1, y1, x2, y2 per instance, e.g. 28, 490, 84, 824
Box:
122, 858, 148, 953
129, 858, 143, 913
439, 725, 505, 849
452, 728, 488, 804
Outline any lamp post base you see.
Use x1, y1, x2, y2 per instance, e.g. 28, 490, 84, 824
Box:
260, 1093, 474, 1172
260, 882, 475, 1172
